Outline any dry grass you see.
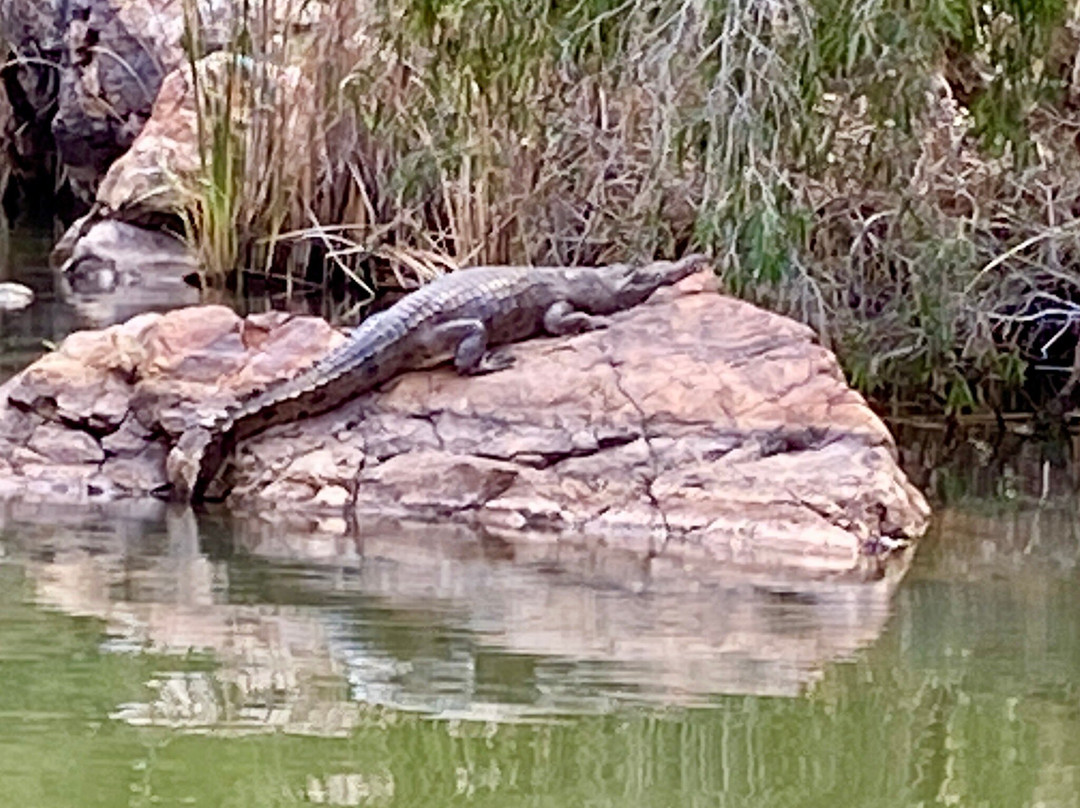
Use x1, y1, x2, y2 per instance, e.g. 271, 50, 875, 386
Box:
175, 0, 1080, 414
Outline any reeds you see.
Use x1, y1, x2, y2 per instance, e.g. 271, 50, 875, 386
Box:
173, 0, 1080, 414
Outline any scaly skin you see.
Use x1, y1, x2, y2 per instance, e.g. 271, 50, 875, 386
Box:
171, 255, 709, 499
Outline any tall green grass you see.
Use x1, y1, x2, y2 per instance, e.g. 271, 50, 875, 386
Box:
174, 0, 1080, 414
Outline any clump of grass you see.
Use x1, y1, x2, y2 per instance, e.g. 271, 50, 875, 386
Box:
177, 0, 329, 292
173, 0, 1080, 414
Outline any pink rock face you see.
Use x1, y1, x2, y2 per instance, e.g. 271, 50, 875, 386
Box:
0, 273, 930, 581
0, 303, 341, 501
95, 51, 316, 216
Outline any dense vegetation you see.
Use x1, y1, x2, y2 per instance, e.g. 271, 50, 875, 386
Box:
126, 1, 1080, 413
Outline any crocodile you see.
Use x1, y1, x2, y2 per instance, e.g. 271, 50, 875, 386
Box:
169, 254, 710, 499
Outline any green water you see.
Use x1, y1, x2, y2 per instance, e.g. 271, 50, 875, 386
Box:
0, 497, 1077, 808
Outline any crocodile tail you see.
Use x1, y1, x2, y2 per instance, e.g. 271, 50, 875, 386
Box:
227, 315, 399, 429
166, 426, 214, 500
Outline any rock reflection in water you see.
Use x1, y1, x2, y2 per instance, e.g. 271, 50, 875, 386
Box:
233, 516, 905, 712
0, 500, 905, 733
3, 501, 362, 736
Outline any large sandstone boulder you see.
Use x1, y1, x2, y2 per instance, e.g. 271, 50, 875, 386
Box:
0, 272, 930, 581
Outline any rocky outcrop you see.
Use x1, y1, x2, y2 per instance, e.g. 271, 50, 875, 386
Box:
0, 0, 233, 202
0, 272, 930, 581
93, 51, 317, 219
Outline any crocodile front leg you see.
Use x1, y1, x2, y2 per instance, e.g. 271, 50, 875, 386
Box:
543, 301, 610, 336
423, 319, 515, 375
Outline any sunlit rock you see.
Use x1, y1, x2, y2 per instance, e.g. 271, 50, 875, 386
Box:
94, 51, 317, 216
0, 271, 929, 580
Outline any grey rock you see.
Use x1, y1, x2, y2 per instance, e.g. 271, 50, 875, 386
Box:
54, 218, 200, 327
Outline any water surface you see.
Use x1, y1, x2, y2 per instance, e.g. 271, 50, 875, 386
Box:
0, 226, 77, 381
0, 493, 1077, 808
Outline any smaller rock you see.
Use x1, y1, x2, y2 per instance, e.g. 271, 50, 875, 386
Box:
54, 382, 130, 433
283, 449, 336, 484
354, 412, 441, 461
0, 282, 34, 311
260, 479, 319, 505
53, 219, 201, 328
315, 516, 349, 535
482, 493, 573, 532
55, 219, 199, 279
355, 452, 519, 515
283, 448, 363, 488
101, 414, 155, 456
103, 443, 169, 491
143, 305, 245, 381
9, 447, 46, 466
0, 404, 41, 446
239, 316, 345, 383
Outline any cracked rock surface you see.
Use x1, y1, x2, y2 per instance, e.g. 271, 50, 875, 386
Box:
0, 273, 930, 581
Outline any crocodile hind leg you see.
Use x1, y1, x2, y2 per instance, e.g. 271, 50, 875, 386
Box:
422, 318, 516, 375
543, 301, 610, 336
